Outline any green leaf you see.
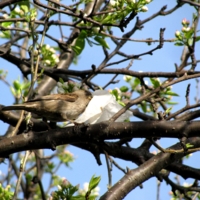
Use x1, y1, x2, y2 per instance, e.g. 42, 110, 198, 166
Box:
21, 82, 31, 90
174, 42, 184, 46
71, 39, 85, 55
140, 101, 147, 113
25, 174, 32, 184
186, 143, 194, 148
94, 36, 110, 49
165, 91, 179, 96
88, 175, 101, 191
185, 29, 194, 40
111, 89, 118, 100
188, 38, 193, 46
101, 15, 113, 24
71, 195, 85, 200
167, 101, 178, 105
10, 87, 16, 96
118, 100, 126, 107
59, 78, 64, 84
165, 107, 172, 114
131, 78, 140, 89
120, 86, 129, 92
27, 7, 37, 22
195, 36, 200, 42
150, 78, 160, 88
0, 31, 11, 39
71, 31, 87, 55
19, 1, 30, 13
44, 162, 56, 174
68, 185, 79, 197
13, 80, 21, 90
23, 90, 29, 97
2, 21, 13, 27
79, 30, 87, 38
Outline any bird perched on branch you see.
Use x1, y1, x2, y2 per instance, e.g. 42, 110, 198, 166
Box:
2, 90, 92, 122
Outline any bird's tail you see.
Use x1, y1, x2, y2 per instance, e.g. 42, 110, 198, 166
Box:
2, 105, 26, 111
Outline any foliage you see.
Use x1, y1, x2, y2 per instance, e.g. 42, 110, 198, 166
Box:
0, 0, 200, 200
51, 176, 100, 200
0, 183, 13, 200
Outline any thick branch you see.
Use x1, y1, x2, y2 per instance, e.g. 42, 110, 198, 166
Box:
42, 68, 200, 79
0, 0, 24, 8
100, 137, 200, 200
0, 121, 200, 157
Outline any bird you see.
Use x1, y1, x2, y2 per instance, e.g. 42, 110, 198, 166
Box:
2, 90, 92, 122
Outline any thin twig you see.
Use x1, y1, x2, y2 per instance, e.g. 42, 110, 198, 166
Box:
13, 151, 30, 200
104, 150, 112, 188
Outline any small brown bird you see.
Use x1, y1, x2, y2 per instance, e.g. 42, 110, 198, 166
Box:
2, 90, 92, 122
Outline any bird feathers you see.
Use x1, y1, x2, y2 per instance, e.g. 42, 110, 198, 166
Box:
2, 90, 92, 122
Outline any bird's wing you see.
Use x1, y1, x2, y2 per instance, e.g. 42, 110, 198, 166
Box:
28, 93, 78, 102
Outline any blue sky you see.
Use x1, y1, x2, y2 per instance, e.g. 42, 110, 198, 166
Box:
0, 1, 200, 199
